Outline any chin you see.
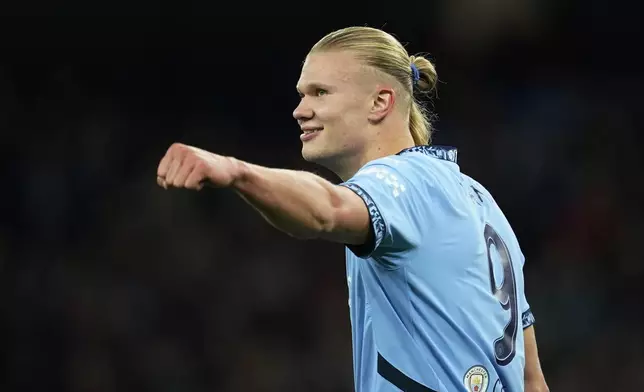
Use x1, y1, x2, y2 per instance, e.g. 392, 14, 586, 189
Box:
301, 143, 332, 165
301, 145, 323, 163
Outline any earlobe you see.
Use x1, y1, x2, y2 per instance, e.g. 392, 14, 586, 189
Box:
368, 88, 395, 123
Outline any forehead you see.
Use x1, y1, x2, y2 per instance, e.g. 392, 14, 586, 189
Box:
297, 51, 370, 90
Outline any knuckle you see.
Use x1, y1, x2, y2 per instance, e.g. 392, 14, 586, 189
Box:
194, 159, 209, 174
169, 142, 188, 156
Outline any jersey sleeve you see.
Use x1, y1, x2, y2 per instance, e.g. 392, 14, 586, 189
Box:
340, 162, 422, 265
519, 253, 536, 329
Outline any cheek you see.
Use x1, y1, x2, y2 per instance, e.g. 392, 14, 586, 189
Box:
315, 100, 342, 122
339, 106, 368, 133
325, 98, 365, 128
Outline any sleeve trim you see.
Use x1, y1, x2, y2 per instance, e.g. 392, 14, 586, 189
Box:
340, 182, 386, 257
522, 308, 535, 329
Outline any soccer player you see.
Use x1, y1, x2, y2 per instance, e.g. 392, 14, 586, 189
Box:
156, 27, 549, 392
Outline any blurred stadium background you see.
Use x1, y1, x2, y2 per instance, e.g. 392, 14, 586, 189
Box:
2, 1, 642, 391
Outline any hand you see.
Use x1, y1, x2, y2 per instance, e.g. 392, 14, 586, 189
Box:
156, 143, 239, 190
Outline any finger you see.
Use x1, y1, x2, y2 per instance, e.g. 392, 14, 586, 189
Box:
157, 176, 168, 189
185, 164, 206, 190
165, 158, 182, 185
172, 159, 194, 188
157, 150, 173, 178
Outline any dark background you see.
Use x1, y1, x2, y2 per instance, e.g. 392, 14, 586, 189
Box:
2, 1, 643, 391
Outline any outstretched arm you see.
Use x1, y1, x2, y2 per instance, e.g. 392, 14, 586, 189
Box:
524, 326, 549, 392
233, 160, 371, 243
156, 143, 370, 243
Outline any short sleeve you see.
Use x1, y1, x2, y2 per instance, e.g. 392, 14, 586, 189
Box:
340, 163, 421, 264
520, 290, 535, 329
519, 254, 536, 329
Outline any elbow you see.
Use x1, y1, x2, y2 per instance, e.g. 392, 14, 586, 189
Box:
287, 207, 339, 241
313, 204, 363, 244
296, 186, 364, 243
302, 210, 337, 240
287, 213, 334, 240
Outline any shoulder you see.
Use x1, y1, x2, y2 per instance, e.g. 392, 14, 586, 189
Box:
343, 157, 418, 202
345, 147, 461, 198
343, 145, 464, 200
465, 176, 499, 206
349, 152, 437, 184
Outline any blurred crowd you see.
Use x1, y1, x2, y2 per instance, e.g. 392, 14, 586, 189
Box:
2, 2, 642, 391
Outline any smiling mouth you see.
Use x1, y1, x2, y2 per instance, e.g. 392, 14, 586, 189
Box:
300, 129, 323, 142
301, 127, 323, 134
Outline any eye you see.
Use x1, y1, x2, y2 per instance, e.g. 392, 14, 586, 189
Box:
316, 89, 328, 97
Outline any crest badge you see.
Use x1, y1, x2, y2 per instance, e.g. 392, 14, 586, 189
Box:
463, 365, 489, 392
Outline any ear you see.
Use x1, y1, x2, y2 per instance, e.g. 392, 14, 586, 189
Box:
368, 87, 395, 123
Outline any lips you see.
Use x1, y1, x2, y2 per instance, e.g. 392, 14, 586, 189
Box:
300, 128, 322, 142
301, 127, 323, 134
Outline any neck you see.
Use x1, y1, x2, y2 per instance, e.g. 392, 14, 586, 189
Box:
332, 132, 415, 181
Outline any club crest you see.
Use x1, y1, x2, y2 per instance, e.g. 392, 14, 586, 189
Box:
463, 365, 489, 392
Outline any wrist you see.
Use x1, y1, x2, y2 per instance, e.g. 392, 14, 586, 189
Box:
228, 156, 250, 189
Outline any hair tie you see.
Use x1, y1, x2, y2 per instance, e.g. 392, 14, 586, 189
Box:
410, 63, 420, 85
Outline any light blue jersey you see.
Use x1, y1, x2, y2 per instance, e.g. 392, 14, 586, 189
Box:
340, 146, 535, 392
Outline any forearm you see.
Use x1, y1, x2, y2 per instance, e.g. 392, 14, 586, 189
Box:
524, 326, 549, 392
525, 380, 549, 392
231, 159, 364, 242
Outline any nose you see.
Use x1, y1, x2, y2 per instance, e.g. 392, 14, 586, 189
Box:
293, 98, 314, 122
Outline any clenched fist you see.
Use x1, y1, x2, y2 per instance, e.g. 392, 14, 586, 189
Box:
157, 143, 240, 190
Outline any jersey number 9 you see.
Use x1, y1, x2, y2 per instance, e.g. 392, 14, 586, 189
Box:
484, 224, 519, 366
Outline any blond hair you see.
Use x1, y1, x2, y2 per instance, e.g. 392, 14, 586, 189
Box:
310, 26, 438, 145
